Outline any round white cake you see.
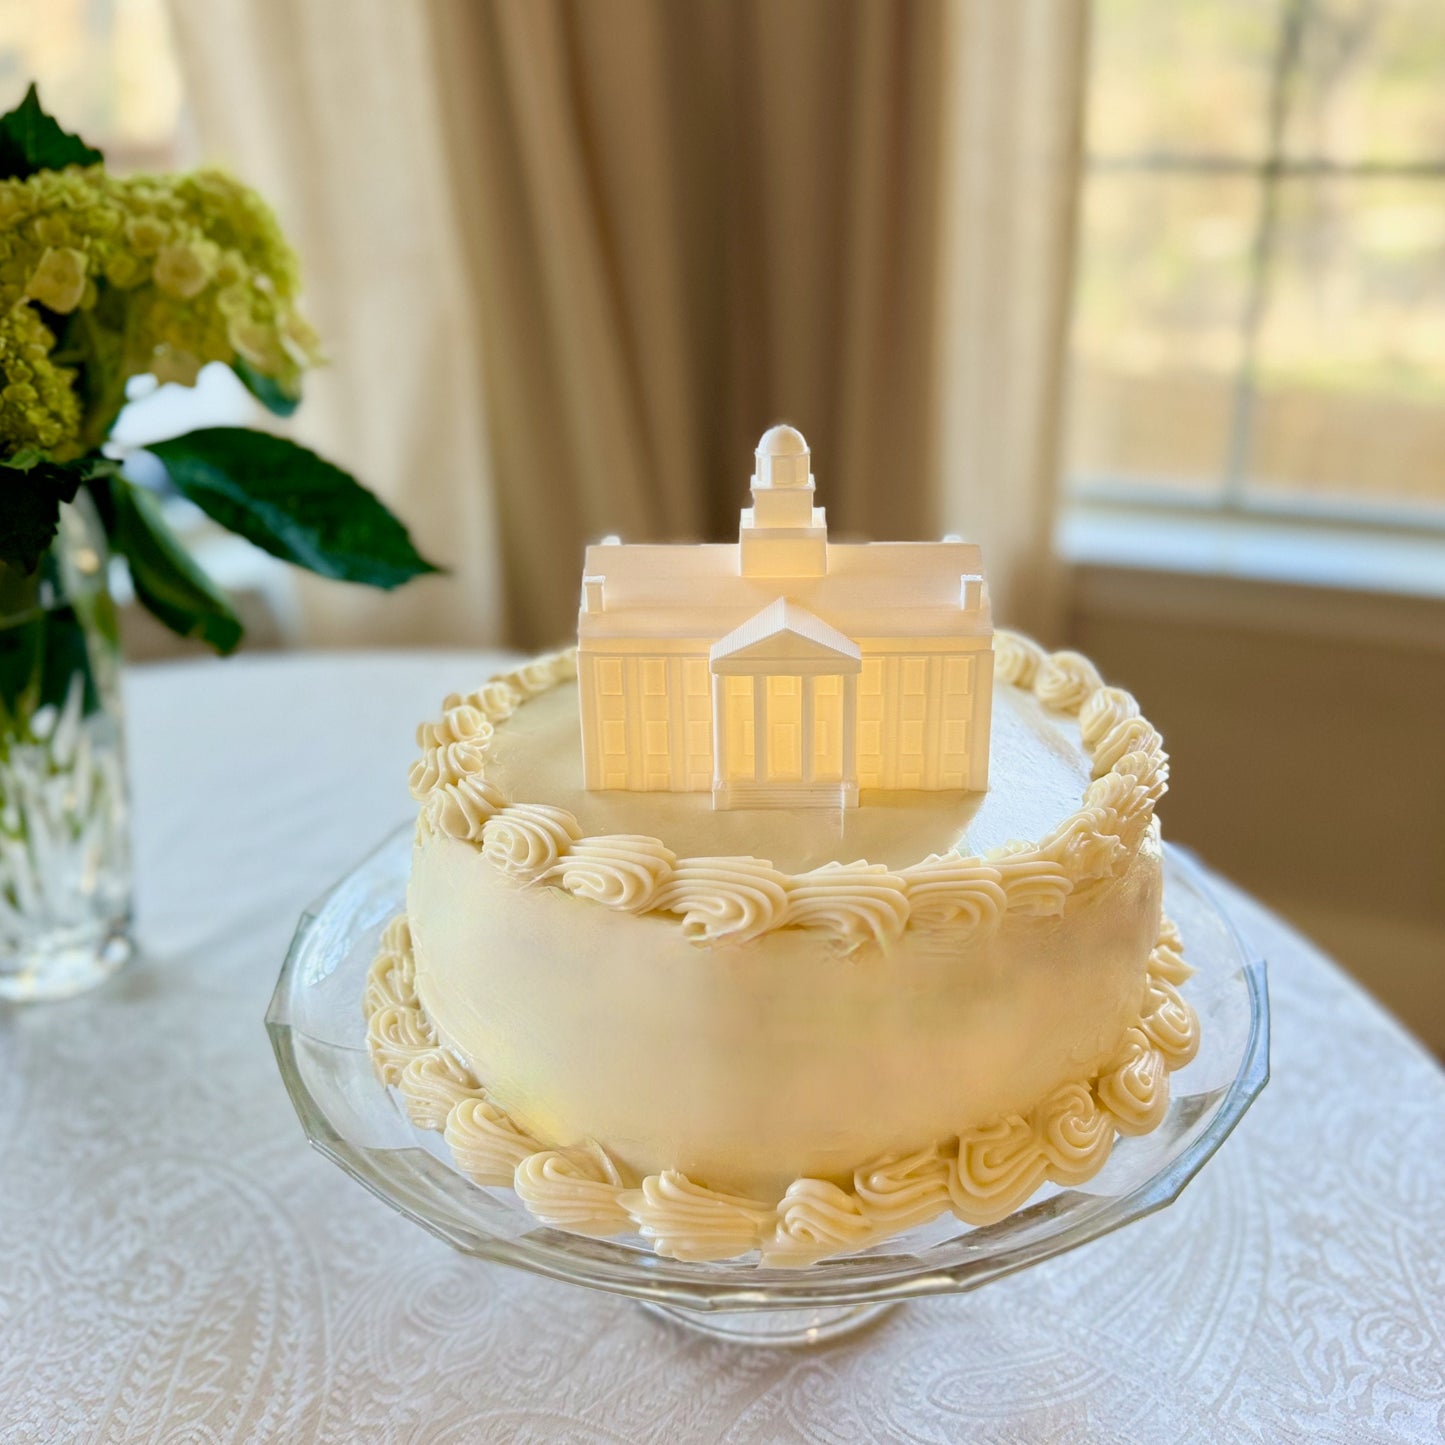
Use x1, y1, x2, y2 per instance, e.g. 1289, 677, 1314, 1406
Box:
366, 632, 1198, 1265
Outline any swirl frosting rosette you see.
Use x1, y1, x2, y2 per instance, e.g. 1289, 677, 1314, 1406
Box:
363, 925, 416, 1017
429, 774, 509, 842
898, 854, 1007, 933
1033, 1081, 1114, 1184
653, 857, 792, 944
465, 678, 525, 723
1096, 1027, 1170, 1135
496, 648, 577, 698
1039, 806, 1127, 881
786, 861, 910, 947
1150, 918, 1194, 985
481, 804, 585, 880
1036, 649, 1104, 713
994, 629, 1047, 686
514, 1143, 630, 1236
1079, 685, 1140, 749
1082, 770, 1155, 852
398, 1049, 484, 1132
853, 1146, 952, 1232
1139, 975, 1200, 1067
1092, 715, 1165, 780
444, 1097, 543, 1185
542, 834, 677, 912
987, 843, 1074, 916
366, 1001, 436, 1086
621, 1172, 775, 1262
948, 1115, 1050, 1225
416, 703, 493, 751
1115, 748, 1170, 805
408, 739, 489, 800
764, 1179, 875, 1265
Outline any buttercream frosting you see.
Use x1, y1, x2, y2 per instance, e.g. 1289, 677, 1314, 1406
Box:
402, 634, 1171, 947
365, 911, 1200, 1263
366, 631, 1198, 1264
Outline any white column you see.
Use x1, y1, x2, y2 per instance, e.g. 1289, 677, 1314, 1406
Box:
753, 675, 769, 781
842, 672, 858, 789
801, 674, 816, 783
711, 672, 726, 788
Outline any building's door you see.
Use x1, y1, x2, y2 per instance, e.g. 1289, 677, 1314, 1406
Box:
765, 674, 803, 781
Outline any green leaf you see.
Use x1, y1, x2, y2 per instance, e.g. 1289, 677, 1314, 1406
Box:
0, 458, 82, 573
231, 356, 301, 418
0, 84, 104, 181
147, 427, 442, 589
108, 477, 244, 654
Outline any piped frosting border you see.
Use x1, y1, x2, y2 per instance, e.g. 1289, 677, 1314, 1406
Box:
365, 911, 1200, 1265
406, 633, 1171, 947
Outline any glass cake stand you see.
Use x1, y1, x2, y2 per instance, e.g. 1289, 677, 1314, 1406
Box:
267, 827, 1269, 1347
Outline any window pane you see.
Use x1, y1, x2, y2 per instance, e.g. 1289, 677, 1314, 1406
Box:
1244, 177, 1445, 513
1284, 0, 1445, 164
1089, 0, 1282, 157
1067, 174, 1258, 498
0, 0, 185, 168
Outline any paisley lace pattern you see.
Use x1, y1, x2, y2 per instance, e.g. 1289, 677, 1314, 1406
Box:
405, 635, 1171, 945
365, 912, 1199, 1264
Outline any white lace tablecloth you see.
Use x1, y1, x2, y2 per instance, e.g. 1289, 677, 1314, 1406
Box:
3, 652, 1443, 1444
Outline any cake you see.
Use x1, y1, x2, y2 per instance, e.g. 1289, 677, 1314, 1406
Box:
365, 426, 1198, 1266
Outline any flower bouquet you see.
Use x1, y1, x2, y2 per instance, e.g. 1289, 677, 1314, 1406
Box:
0, 86, 440, 997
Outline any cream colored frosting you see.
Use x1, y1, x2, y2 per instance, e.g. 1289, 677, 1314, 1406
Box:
364, 632, 1199, 1264
363, 910, 1198, 1263
404, 636, 1169, 946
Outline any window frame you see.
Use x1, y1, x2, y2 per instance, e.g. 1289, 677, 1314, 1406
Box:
1069, 0, 1445, 538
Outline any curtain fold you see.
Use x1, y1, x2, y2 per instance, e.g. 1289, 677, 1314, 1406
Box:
937, 0, 1089, 640
167, 0, 1085, 649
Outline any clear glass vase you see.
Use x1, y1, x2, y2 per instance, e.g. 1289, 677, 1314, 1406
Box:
0, 494, 132, 1001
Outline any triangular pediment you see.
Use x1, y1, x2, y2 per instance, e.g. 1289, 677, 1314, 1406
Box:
710, 599, 861, 673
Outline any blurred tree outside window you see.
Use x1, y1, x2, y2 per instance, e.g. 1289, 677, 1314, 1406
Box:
0, 0, 186, 168
1068, 0, 1445, 525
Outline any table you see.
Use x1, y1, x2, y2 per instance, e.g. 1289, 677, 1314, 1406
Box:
3, 652, 1443, 1444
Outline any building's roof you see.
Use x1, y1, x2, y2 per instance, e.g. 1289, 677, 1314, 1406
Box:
579, 538, 990, 644
710, 599, 862, 672
757, 423, 808, 457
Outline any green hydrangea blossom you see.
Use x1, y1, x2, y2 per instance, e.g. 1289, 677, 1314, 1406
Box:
0, 164, 322, 460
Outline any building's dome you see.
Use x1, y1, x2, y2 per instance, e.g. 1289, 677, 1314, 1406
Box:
756, 424, 808, 458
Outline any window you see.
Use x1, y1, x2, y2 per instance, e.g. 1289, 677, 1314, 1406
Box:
0, 0, 188, 171
1068, 0, 1445, 528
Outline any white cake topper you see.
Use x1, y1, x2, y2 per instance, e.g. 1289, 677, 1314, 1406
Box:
577, 425, 994, 809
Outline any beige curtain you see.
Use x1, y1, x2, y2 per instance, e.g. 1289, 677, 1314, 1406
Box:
165, 0, 505, 647
168, 0, 1084, 649
938, 1, 1088, 639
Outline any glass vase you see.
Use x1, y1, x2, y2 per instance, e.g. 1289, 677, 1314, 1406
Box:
0, 494, 132, 1001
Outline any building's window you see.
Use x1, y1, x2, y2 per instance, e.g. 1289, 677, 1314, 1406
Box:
1068, 0, 1445, 527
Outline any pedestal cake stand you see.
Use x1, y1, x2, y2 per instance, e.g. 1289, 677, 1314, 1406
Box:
267, 828, 1268, 1347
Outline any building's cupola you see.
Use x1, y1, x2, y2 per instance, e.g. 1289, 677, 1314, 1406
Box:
738, 424, 828, 578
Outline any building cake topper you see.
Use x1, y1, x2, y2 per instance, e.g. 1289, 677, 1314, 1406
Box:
577, 425, 994, 810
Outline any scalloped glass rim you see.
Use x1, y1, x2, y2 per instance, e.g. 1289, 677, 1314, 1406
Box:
266, 827, 1269, 1313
